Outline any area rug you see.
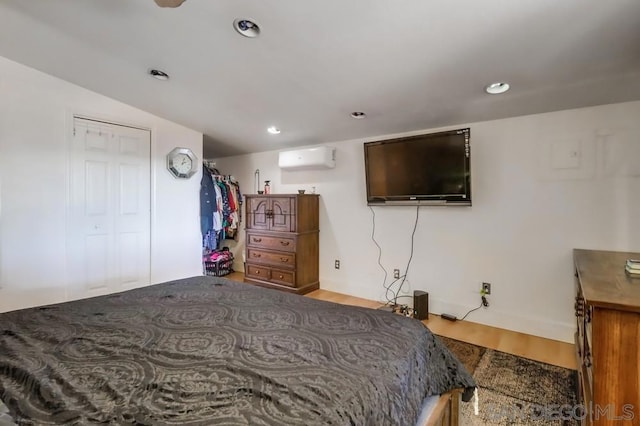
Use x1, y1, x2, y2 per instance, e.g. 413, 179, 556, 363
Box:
439, 336, 578, 425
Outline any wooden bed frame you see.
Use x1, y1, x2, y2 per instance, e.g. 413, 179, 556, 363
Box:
422, 389, 461, 426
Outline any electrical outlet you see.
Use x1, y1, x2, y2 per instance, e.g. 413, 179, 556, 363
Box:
393, 269, 400, 279
482, 282, 491, 295
335, 260, 340, 269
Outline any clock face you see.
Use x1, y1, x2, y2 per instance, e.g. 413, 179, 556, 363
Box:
167, 147, 197, 179
173, 153, 192, 174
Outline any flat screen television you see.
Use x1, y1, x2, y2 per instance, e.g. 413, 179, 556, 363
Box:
364, 128, 471, 206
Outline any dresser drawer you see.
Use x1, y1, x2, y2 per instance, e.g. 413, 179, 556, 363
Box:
247, 233, 296, 252
270, 269, 295, 286
247, 248, 295, 268
245, 264, 295, 288
245, 264, 271, 280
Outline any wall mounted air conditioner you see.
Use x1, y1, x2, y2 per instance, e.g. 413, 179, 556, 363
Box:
278, 146, 336, 170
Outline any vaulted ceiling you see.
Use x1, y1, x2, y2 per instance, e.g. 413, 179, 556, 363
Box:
1, 1, 639, 157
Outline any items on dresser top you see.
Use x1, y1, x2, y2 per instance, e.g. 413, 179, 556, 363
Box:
625, 258, 640, 276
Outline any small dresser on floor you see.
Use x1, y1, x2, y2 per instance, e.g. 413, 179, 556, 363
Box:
244, 194, 319, 295
573, 249, 640, 426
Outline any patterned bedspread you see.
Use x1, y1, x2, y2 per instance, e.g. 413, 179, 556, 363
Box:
0, 277, 475, 425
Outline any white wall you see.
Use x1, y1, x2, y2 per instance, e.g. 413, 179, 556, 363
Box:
214, 100, 640, 343
0, 56, 203, 312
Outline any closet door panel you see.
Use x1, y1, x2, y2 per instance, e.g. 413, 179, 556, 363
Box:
83, 158, 110, 293
85, 161, 109, 216
117, 164, 142, 287
114, 127, 150, 292
119, 164, 140, 215
117, 232, 140, 285
70, 122, 114, 296
85, 234, 109, 292
68, 118, 150, 300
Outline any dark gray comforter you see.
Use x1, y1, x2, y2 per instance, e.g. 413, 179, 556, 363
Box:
0, 277, 475, 425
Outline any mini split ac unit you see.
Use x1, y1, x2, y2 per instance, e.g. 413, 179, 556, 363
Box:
278, 146, 336, 170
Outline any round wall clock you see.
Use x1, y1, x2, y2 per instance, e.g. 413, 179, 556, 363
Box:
167, 147, 197, 179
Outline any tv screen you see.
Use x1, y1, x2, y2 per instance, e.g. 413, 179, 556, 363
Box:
364, 128, 471, 206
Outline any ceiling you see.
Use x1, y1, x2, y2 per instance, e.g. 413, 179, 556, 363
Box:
1, 1, 639, 158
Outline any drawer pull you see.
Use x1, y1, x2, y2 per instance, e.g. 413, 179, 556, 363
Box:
253, 238, 262, 243
278, 274, 284, 279
280, 257, 290, 263
255, 270, 261, 275
280, 241, 290, 246
252, 253, 262, 258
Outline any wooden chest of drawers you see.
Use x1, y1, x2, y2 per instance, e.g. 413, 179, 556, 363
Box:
244, 194, 319, 294
574, 249, 640, 425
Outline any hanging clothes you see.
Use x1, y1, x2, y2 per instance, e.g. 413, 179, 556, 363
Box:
200, 166, 217, 251
224, 181, 242, 239
200, 162, 242, 251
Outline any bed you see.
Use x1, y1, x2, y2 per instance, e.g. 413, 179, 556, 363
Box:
0, 276, 475, 425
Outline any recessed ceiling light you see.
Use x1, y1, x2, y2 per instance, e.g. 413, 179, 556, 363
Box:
234, 19, 260, 38
149, 69, 169, 81
267, 126, 281, 135
350, 111, 366, 119
485, 82, 510, 95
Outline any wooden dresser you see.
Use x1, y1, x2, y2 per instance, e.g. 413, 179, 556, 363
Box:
574, 249, 640, 425
244, 194, 319, 295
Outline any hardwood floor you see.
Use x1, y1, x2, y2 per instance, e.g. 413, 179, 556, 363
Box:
423, 314, 576, 370
224, 272, 576, 370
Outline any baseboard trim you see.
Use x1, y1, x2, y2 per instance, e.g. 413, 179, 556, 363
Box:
430, 298, 574, 343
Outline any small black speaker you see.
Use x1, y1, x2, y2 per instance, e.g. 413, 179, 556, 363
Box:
413, 290, 429, 320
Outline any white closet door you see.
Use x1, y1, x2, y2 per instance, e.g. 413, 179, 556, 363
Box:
67, 118, 151, 300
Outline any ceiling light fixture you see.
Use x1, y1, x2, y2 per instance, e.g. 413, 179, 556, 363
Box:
267, 126, 281, 135
153, 0, 187, 7
234, 19, 260, 38
149, 69, 169, 81
350, 111, 366, 119
485, 82, 510, 95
